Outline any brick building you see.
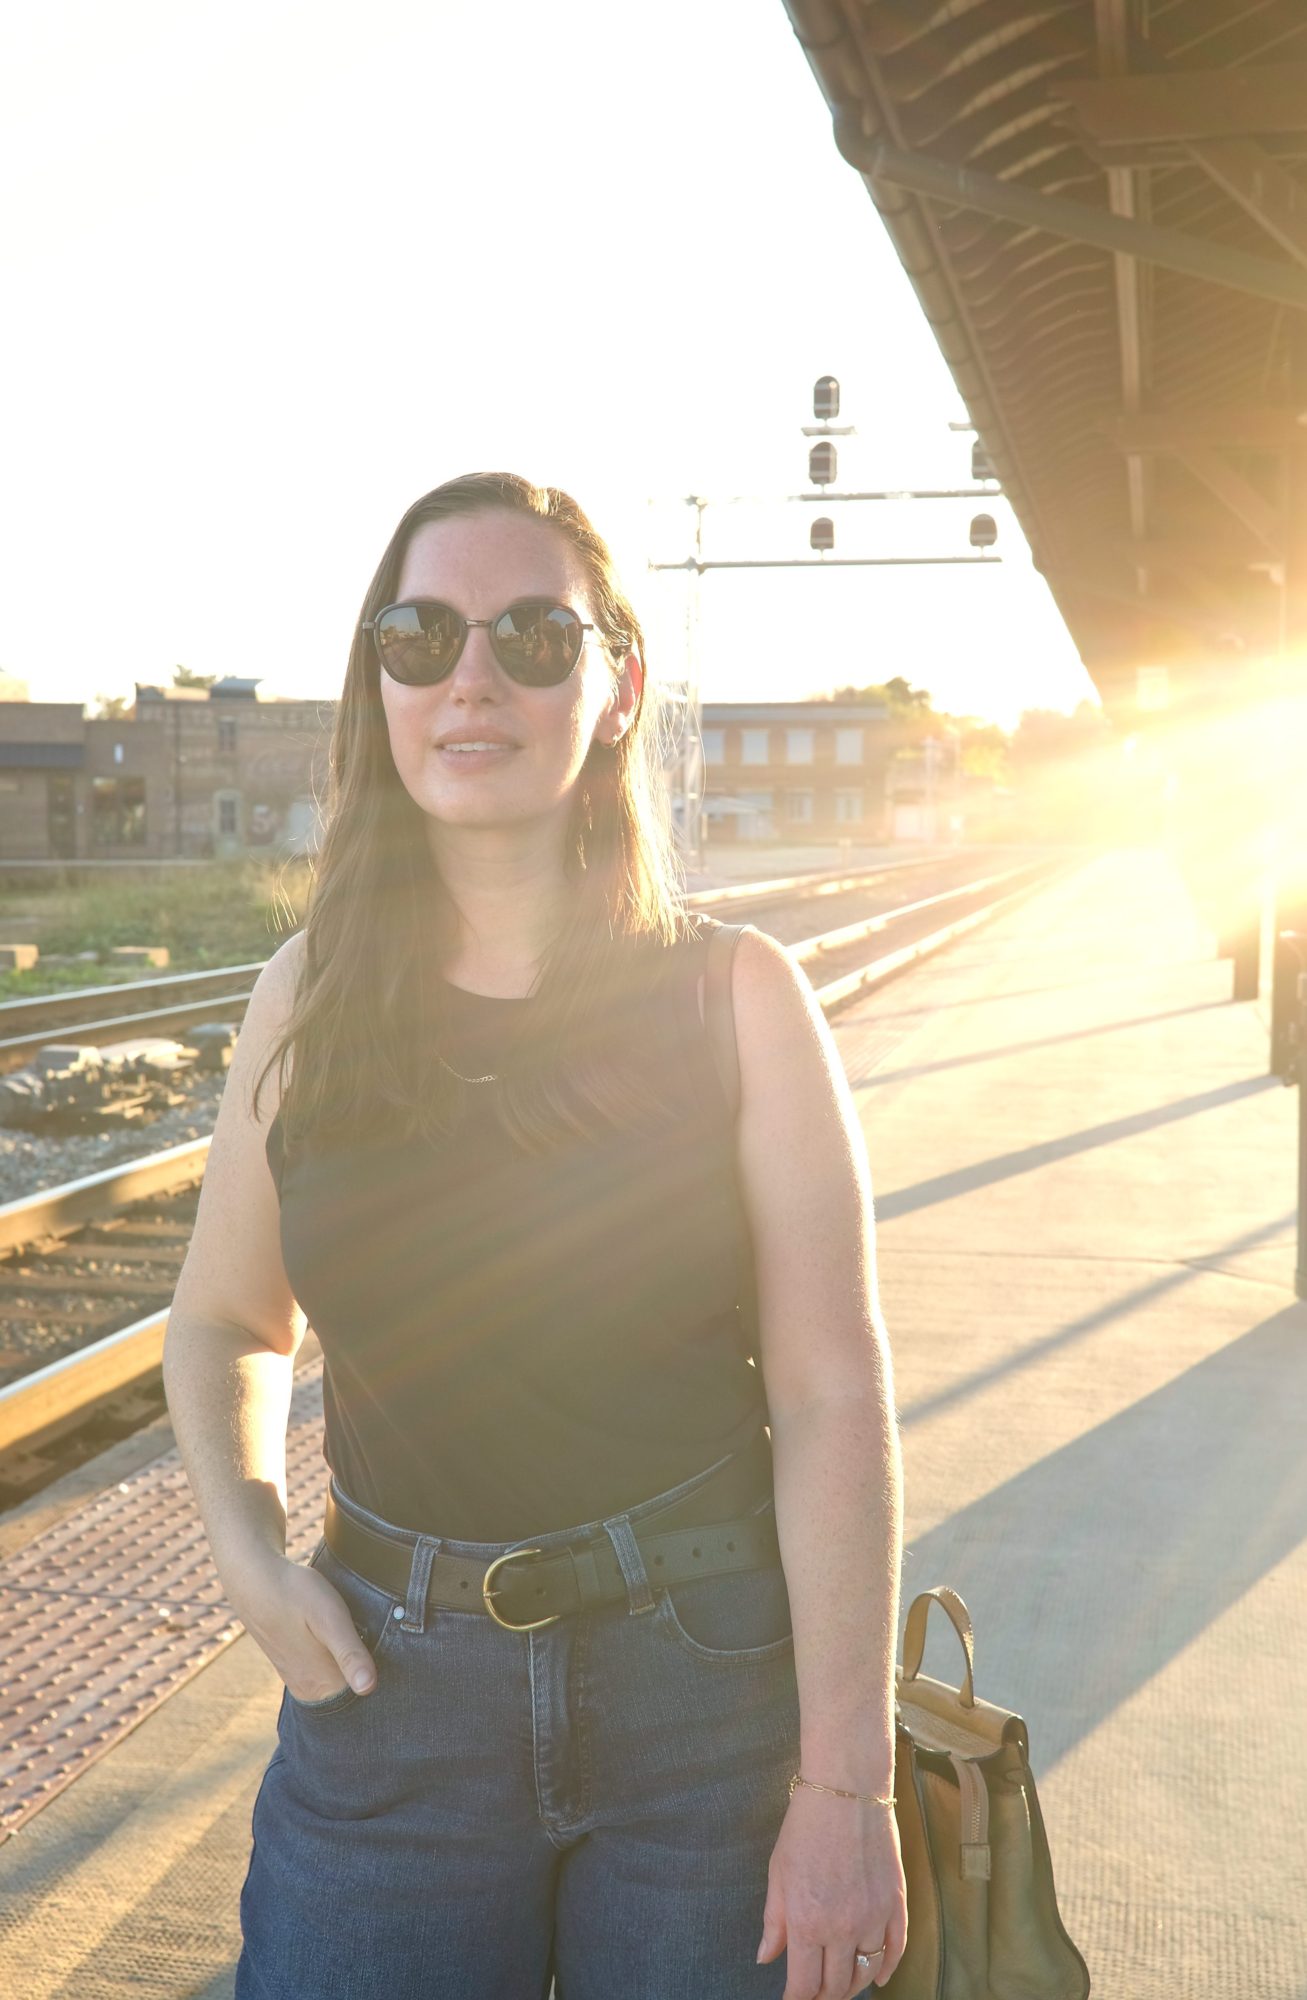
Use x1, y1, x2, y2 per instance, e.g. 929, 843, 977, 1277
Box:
1, 682, 951, 861
0, 680, 331, 861
699, 701, 898, 844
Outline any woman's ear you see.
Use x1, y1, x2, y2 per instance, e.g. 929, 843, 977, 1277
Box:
600, 650, 643, 744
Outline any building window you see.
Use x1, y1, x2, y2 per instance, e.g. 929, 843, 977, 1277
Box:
91, 776, 146, 846
218, 794, 240, 835
836, 728, 863, 765
786, 729, 814, 764
701, 728, 725, 764
740, 729, 770, 765
218, 717, 237, 755
786, 790, 814, 823
113, 742, 124, 765
835, 788, 864, 823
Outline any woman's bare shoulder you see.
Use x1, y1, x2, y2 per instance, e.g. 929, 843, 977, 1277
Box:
261, 927, 307, 998
168, 928, 309, 1356
729, 924, 881, 1415
731, 924, 824, 1044
730, 923, 869, 1172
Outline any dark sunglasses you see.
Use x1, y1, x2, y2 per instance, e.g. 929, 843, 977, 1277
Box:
363, 597, 599, 688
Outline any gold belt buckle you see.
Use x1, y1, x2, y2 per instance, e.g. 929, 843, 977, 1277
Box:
482, 1547, 562, 1631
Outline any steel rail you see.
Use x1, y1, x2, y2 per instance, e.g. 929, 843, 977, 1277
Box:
813, 859, 1073, 1012
0, 963, 269, 1040
686, 850, 977, 909
0, 1139, 209, 1257
0, 992, 268, 1070
789, 859, 1048, 961
0, 1309, 170, 1458
0, 855, 1069, 1462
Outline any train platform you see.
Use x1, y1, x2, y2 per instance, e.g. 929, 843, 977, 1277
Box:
1, 846, 1302, 1999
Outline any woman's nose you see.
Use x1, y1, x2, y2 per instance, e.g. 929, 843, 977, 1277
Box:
446, 625, 504, 693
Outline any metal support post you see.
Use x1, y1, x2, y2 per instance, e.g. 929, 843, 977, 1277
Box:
1281, 932, 1307, 1300
683, 498, 706, 868
1272, 884, 1307, 1077
1271, 361, 1307, 1073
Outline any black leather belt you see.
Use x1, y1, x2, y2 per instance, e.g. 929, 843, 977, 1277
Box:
323, 1427, 782, 1632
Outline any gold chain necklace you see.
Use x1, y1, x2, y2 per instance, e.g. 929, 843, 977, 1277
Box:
437, 1053, 499, 1085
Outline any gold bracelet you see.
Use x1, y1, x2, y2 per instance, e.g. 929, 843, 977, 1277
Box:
788, 1772, 896, 1807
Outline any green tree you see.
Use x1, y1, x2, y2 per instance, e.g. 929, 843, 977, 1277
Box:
827, 676, 935, 716
957, 721, 1009, 784
172, 665, 216, 690
878, 676, 933, 715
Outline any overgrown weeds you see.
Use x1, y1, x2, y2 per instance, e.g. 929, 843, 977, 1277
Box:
0, 857, 312, 996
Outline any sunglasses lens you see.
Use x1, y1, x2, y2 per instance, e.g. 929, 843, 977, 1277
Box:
375, 604, 463, 684
491, 602, 584, 685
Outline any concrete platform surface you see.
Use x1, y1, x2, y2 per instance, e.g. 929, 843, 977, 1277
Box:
1, 846, 1302, 1999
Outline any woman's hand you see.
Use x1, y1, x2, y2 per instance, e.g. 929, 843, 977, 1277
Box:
227, 1548, 381, 1703
756, 1789, 908, 1998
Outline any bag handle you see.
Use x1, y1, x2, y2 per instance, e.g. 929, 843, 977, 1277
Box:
900, 1585, 978, 1709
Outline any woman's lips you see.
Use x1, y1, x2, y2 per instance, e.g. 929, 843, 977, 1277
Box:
437, 744, 520, 769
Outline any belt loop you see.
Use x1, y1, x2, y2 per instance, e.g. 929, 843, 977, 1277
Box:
602, 1514, 656, 1616
402, 1535, 441, 1633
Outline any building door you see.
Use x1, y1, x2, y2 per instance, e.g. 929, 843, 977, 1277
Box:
47, 773, 76, 858
737, 791, 774, 841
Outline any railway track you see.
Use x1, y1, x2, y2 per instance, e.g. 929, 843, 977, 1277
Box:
0, 848, 1064, 1503
0, 848, 1003, 1070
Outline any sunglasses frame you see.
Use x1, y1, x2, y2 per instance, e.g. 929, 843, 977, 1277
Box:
363, 596, 600, 687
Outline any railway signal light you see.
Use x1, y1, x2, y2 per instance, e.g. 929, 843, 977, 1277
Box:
809, 442, 837, 487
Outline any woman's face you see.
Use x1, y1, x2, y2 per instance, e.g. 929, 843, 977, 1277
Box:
379, 508, 640, 842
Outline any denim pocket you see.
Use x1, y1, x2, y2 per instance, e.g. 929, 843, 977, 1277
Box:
656, 1560, 794, 1663
283, 1538, 403, 1716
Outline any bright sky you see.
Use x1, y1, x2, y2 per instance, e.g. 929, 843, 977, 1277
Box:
1, 0, 1099, 731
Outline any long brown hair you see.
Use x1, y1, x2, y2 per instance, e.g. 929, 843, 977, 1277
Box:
256, 472, 696, 1156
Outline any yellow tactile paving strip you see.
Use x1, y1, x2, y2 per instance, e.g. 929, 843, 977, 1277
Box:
0, 1362, 327, 1840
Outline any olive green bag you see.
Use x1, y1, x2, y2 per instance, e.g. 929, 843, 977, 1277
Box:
884, 1587, 1090, 1999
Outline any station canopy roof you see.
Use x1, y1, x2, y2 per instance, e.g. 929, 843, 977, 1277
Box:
781, 0, 1307, 715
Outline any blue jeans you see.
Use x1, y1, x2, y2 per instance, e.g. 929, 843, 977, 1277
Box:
236, 1442, 801, 1998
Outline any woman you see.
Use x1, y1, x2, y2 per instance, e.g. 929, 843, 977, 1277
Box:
164, 472, 907, 1999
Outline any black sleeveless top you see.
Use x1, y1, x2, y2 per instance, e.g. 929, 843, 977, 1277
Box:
264, 919, 766, 1539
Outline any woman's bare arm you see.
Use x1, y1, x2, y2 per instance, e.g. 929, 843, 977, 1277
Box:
735, 930, 908, 2000
163, 932, 306, 1582
163, 931, 378, 1700
730, 924, 903, 1791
